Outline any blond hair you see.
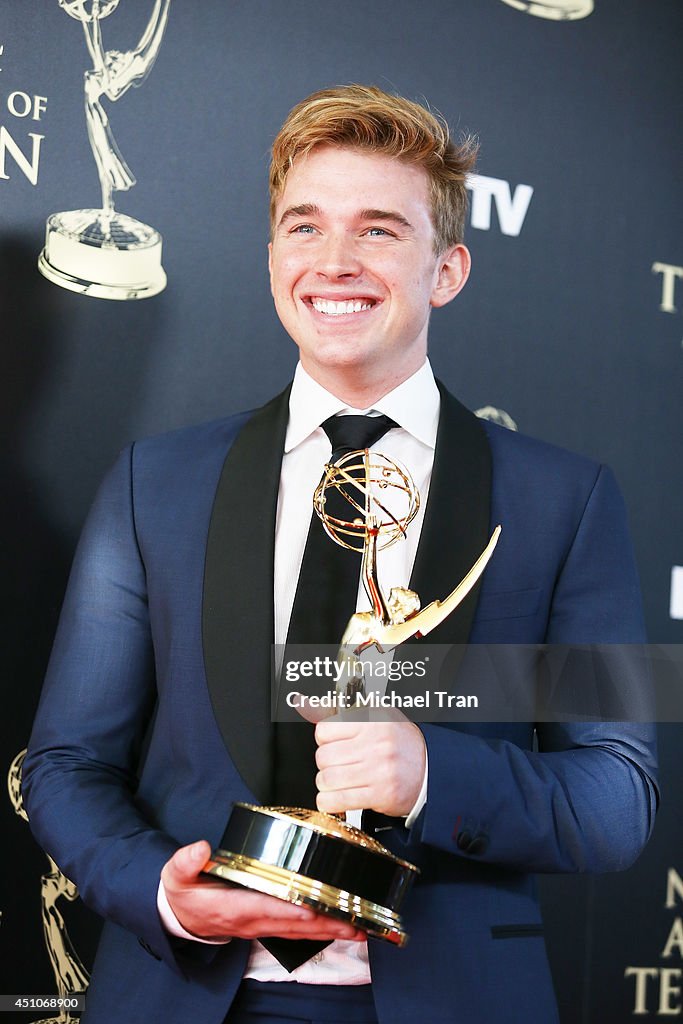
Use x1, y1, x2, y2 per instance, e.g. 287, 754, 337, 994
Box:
269, 84, 478, 252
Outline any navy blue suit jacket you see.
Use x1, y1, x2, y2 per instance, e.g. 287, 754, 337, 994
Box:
23, 386, 658, 1024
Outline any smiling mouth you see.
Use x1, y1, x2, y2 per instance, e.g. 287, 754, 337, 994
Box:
308, 297, 377, 316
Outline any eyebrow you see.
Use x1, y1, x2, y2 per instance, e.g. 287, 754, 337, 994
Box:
278, 203, 321, 227
277, 203, 414, 231
359, 208, 414, 231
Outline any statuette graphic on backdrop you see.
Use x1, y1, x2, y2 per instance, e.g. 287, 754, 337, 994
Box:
8, 750, 89, 1022
499, 0, 594, 19
38, 0, 171, 300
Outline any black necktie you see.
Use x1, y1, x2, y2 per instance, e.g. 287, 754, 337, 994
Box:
262, 414, 397, 972
285, 413, 398, 661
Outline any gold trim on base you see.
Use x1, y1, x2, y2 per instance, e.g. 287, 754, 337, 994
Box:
204, 850, 409, 946
236, 803, 417, 867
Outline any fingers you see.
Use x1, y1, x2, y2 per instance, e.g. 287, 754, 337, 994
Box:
162, 839, 212, 887
315, 719, 360, 741
316, 762, 371, 794
314, 760, 383, 815
315, 737, 363, 772
222, 890, 365, 941
316, 787, 369, 815
312, 721, 427, 817
160, 843, 366, 942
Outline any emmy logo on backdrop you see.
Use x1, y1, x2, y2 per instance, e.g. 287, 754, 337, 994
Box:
499, 0, 594, 19
8, 750, 89, 1024
38, 0, 171, 300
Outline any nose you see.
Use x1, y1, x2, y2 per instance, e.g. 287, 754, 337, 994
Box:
314, 233, 362, 278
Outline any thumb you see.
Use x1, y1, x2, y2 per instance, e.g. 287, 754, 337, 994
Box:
164, 840, 211, 885
290, 692, 336, 725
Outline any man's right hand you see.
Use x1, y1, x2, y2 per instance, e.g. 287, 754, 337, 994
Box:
161, 840, 366, 943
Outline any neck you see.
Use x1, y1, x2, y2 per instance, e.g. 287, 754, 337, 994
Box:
302, 359, 426, 409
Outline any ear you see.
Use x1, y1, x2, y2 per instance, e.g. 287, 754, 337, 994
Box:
430, 243, 471, 308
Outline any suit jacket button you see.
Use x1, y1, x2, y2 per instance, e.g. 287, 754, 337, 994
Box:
456, 830, 473, 851
468, 834, 489, 856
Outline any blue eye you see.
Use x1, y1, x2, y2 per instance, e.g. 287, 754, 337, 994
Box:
367, 227, 388, 236
292, 224, 316, 234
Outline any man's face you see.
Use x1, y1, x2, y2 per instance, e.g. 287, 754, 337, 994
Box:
268, 145, 470, 398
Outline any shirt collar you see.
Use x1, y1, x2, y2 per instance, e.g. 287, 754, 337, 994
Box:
285, 360, 440, 452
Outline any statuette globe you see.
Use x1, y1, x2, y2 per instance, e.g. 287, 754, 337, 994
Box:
313, 451, 420, 552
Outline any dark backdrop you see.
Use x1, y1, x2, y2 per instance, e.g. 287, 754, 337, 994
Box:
1, 2, 681, 1020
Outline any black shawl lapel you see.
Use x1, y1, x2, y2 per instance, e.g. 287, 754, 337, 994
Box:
202, 385, 291, 803
407, 381, 493, 646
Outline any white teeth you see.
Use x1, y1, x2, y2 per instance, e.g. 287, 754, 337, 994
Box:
311, 298, 372, 315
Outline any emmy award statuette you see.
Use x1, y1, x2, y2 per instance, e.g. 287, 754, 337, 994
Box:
38, 0, 171, 300
203, 447, 501, 946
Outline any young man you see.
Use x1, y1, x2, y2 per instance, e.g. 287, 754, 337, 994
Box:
24, 85, 657, 1024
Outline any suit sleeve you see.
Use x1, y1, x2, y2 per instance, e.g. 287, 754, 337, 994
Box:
411, 463, 659, 872
22, 446, 202, 973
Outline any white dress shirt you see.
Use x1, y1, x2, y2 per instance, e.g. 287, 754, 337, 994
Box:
159, 359, 441, 985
